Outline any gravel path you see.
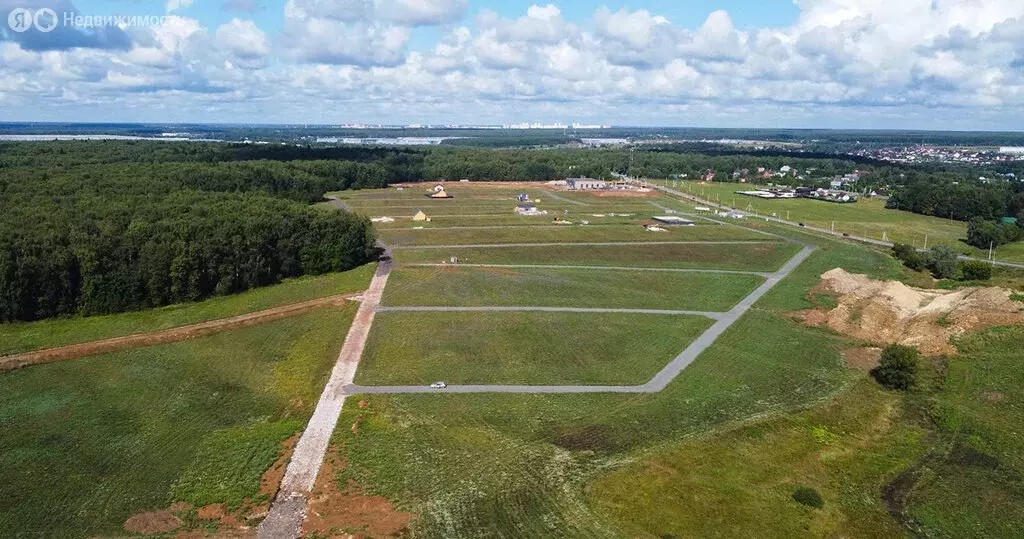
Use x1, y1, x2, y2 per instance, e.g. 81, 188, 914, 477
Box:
376, 306, 724, 318
258, 255, 392, 539
404, 262, 771, 276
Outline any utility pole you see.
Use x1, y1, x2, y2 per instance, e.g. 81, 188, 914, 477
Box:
831, 221, 835, 234
786, 210, 790, 221
924, 234, 928, 250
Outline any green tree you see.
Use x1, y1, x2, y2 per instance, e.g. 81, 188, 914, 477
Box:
960, 260, 993, 281
871, 344, 919, 390
926, 246, 960, 279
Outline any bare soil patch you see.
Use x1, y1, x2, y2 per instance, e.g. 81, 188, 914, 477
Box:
303, 446, 415, 538
0, 294, 360, 371
843, 347, 882, 370
123, 511, 182, 535
794, 268, 1024, 355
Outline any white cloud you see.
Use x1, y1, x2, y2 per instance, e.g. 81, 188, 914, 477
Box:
166, 0, 195, 13
215, 18, 271, 69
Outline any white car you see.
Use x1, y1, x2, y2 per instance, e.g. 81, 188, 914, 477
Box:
429, 381, 447, 389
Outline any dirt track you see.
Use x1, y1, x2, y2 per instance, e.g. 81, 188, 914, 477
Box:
0, 293, 360, 371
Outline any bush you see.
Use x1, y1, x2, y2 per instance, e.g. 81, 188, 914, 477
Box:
959, 260, 993, 281
926, 246, 960, 279
792, 487, 824, 509
871, 344, 920, 390
892, 243, 926, 271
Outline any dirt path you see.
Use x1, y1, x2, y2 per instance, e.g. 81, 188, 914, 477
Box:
0, 294, 359, 371
258, 256, 393, 539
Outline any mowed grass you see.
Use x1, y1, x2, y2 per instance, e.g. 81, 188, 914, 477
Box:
589, 379, 927, 538
375, 215, 645, 229
394, 242, 802, 271
333, 241, 905, 537
383, 266, 764, 311
355, 311, 712, 386
382, 224, 773, 246
0, 305, 357, 536
0, 264, 375, 356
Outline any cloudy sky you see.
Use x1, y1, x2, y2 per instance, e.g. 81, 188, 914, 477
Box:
1, 0, 1022, 128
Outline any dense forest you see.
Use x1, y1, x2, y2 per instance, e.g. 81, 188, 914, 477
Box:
0, 145, 406, 322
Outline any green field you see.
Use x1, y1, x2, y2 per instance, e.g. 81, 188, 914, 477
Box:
0, 305, 357, 536
0, 265, 375, 357
589, 379, 927, 538
394, 242, 801, 271
354, 311, 713, 385
382, 224, 773, 246
332, 241, 907, 536
375, 215, 647, 229
383, 266, 763, 311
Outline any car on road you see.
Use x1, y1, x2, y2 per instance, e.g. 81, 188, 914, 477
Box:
430, 381, 447, 389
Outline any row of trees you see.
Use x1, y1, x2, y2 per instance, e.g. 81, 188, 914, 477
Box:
0, 157, 381, 322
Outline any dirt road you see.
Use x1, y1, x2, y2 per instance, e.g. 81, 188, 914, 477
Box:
0, 294, 358, 371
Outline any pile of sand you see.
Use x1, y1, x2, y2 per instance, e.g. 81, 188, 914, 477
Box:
798, 268, 1024, 355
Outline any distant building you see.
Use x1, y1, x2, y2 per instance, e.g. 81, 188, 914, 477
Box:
517, 193, 530, 202
433, 184, 446, 192
429, 188, 453, 199
515, 204, 547, 216
999, 147, 1024, 155
412, 210, 431, 222
567, 177, 607, 190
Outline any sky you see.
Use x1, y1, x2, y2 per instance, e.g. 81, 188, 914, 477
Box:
0, 0, 1022, 129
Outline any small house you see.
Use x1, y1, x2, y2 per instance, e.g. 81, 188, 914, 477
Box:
412, 210, 431, 222
517, 193, 530, 202
652, 216, 695, 226
567, 178, 607, 190
429, 188, 452, 199
433, 184, 445, 192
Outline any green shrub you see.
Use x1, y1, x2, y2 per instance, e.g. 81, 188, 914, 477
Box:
871, 344, 920, 390
926, 246, 960, 279
792, 486, 824, 509
892, 243, 926, 271
959, 260, 993, 281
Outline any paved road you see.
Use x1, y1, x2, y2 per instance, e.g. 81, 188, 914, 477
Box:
376, 305, 725, 318
393, 240, 783, 250
259, 249, 392, 539
404, 262, 771, 277
646, 183, 1024, 270
345, 244, 814, 395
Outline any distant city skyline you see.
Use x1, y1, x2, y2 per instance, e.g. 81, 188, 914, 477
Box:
1, 0, 1023, 129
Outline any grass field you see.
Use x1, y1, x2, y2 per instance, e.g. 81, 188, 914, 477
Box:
382, 266, 764, 311
589, 379, 927, 538
374, 215, 647, 229
354, 311, 713, 385
907, 324, 1024, 537
394, 242, 801, 271
0, 265, 375, 356
330, 239, 908, 537
381, 222, 770, 246
0, 305, 357, 536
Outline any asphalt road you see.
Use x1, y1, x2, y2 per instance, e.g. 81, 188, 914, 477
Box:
345, 244, 814, 395
404, 262, 772, 276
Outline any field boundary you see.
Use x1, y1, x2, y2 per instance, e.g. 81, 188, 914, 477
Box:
402, 262, 772, 276
0, 293, 360, 371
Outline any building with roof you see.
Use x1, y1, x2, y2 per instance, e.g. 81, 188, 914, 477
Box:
412, 210, 431, 222
567, 177, 607, 190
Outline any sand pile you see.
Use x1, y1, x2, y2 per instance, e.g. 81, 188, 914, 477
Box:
799, 268, 1024, 355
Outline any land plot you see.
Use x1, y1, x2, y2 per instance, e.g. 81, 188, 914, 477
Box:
354, 311, 713, 386
382, 224, 775, 246
382, 266, 763, 311
394, 242, 802, 271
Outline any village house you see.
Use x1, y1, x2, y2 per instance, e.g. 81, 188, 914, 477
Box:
412, 210, 431, 222
567, 177, 607, 190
